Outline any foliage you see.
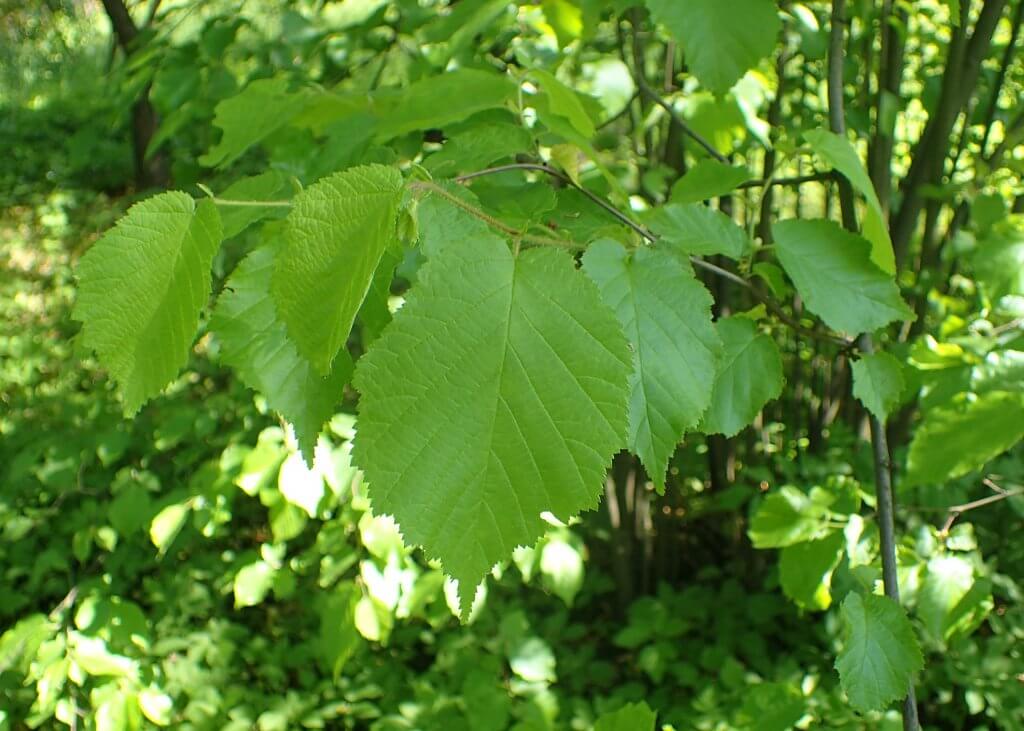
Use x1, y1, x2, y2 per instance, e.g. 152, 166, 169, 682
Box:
4, 0, 1024, 729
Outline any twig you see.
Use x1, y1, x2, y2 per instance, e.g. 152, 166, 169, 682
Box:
623, 11, 728, 163
737, 171, 835, 190
939, 483, 1024, 535
453, 163, 855, 349
829, 1, 919, 726
409, 180, 583, 250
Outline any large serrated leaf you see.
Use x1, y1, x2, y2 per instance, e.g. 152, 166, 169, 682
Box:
645, 0, 780, 96
73, 192, 222, 415
835, 592, 923, 713
702, 317, 783, 436
211, 240, 352, 461
906, 390, 1024, 486
353, 230, 630, 615
582, 240, 721, 488
272, 164, 403, 375
773, 219, 912, 335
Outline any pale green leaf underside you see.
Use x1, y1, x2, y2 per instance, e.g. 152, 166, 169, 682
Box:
353, 233, 630, 615
804, 129, 896, 274
773, 219, 912, 335
703, 317, 783, 436
643, 202, 751, 259
73, 192, 222, 415
906, 390, 1024, 486
836, 592, 923, 713
582, 240, 721, 488
273, 164, 403, 375
669, 160, 753, 205
851, 351, 905, 422
211, 240, 353, 460
646, 0, 780, 95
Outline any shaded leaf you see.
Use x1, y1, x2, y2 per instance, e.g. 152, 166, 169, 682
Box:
835, 592, 923, 713
703, 317, 784, 436
582, 240, 721, 487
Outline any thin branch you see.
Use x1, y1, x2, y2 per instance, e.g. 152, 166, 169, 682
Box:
210, 198, 292, 208
829, 2, 919, 727
455, 163, 654, 241
737, 171, 835, 190
939, 483, 1024, 535
453, 163, 854, 348
409, 180, 583, 250
623, 12, 728, 163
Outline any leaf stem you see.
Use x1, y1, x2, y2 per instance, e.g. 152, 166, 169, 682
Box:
408, 180, 583, 251
209, 198, 293, 208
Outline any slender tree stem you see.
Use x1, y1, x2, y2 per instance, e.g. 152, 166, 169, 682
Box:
828, 2, 920, 727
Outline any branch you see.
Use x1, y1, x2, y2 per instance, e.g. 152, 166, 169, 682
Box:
940, 484, 1024, 536
623, 12, 728, 163
829, 2, 920, 727
452, 163, 854, 349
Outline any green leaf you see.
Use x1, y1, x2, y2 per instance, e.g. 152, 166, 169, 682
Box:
851, 352, 905, 422
779, 531, 845, 610
645, 0, 780, 95
319, 583, 361, 679
211, 241, 352, 459
582, 240, 721, 487
918, 555, 975, 643
906, 391, 1024, 486
422, 123, 533, 177
973, 216, 1024, 300
200, 78, 311, 167
943, 0, 961, 25
703, 317, 784, 436
539, 531, 585, 607
669, 160, 753, 204
748, 487, 830, 549
216, 171, 292, 239
804, 129, 895, 273
74, 192, 222, 415
594, 701, 657, 731
643, 203, 751, 259
373, 69, 516, 140
149, 502, 189, 556
736, 683, 804, 731
272, 164, 403, 375
234, 560, 276, 608
353, 228, 630, 615
772, 219, 912, 335
835, 592, 923, 713
533, 69, 597, 140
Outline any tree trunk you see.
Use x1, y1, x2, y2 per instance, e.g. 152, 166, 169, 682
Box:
99, 0, 169, 188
